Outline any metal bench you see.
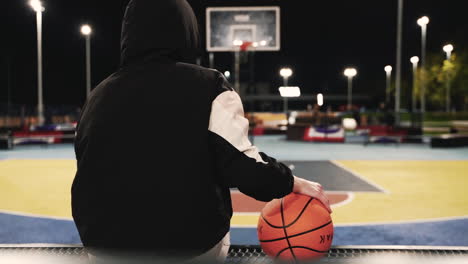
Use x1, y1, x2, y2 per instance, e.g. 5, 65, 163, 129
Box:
1, 244, 467, 263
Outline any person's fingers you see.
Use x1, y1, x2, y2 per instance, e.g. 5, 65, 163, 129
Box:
315, 198, 332, 214
316, 193, 332, 214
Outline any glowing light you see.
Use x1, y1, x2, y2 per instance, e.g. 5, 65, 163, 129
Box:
417, 16, 430, 26
343, 118, 358, 130
443, 44, 454, 53
81, 25, 92, 36
233, 39, 243, 46
288, 111, 298, 125
280, 68, 293, 78
410, 56, 419, 64
384, 65, 392, 73
29, 0, 44, 12
344, 68, 357, 78
224, 71, 231, 78
443, 44, 454, 60
279, 86, 301, 98
317, 93, 324, 106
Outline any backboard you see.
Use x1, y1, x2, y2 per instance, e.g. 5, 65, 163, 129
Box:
206, 6, 281, 52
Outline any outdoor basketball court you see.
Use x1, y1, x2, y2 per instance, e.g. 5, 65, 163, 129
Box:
3, 1, 468, 262
1, 135, 467, 247
1, 136, 468, 262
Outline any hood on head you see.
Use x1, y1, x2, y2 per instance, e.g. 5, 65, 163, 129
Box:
120, 0, 200, 66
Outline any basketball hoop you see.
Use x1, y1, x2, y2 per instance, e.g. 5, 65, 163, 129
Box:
240, 41, 254, 52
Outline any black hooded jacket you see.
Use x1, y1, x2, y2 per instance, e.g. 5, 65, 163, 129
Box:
72, 0, 293, 258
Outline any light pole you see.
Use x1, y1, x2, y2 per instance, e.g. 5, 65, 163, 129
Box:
395, 0, 404, 125
233, 40, 243, 94
30, 0, 45, 125
410, 56, 419, 112
81, 25, 92, 99
280, 68, 293, 86
384, 66, 392, 104
344, 68, 357, 111
417, 16, 429, 113
279, 68, 293, 114
443, 44, 454, 112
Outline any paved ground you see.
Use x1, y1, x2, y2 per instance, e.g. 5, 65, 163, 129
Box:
0, 136, 467, 246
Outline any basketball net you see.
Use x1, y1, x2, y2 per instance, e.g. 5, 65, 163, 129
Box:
238, 41, 255, 63
240, 41, 254, 52
233, 41, 255, 95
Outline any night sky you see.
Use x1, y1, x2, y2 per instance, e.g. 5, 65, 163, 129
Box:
4, 0, 468, 110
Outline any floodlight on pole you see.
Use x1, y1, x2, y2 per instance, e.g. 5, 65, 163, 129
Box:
410, 56, 420, 65
417, 16, 430, 27
344, 68, 357, 111
443, 44, 454, 60
384, 66, 392, 104
410, 56, 419, 112
417, 16, 429, 113
224, 71, 231, 79
30, 0, 44, 12
443, 44, 454, 112
344, 68, 357, 78
81, 24, 92, 99
279, 68, 293, 86
81, 24, 92, 36
279, 68, 293, 115
30, 0, 45, 125
317, 93, 324, 107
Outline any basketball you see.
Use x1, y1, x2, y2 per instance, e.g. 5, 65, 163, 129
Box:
257, 193, 334, 261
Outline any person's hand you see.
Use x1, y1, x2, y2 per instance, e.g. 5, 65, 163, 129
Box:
293, 176, 332, 213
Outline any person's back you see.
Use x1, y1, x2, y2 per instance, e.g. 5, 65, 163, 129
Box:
72, 0, 331, 261
72, 0, 234, 257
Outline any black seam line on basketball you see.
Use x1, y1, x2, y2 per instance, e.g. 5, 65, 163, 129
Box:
258, 221, 333, 243
280, 198, 297, 261
260, 197, 314, 229
274, 246, 329, 259
275, 246, 292, 259
288, 246, 329, 254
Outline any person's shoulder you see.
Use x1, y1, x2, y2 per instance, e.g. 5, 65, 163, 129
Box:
176, 62, 224, 79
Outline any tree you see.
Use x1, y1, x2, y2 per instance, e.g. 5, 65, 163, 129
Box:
418, 49, 467, 111
449, 51, 468, 111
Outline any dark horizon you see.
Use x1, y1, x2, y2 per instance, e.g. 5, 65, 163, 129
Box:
4, 0, 468, 111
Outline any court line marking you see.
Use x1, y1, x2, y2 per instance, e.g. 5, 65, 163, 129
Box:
233, 212, 261, 216
330, 192, 354, 209
330, 160, 390, 194
334, 215, 468, 227
231, 192, 354, 228
231, 215, 468, 228
0, 209, 73, 221
231, 224, 258, 228
283, 160, 387, 193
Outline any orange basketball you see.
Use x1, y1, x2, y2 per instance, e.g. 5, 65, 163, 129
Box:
257, 193, 334, 261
